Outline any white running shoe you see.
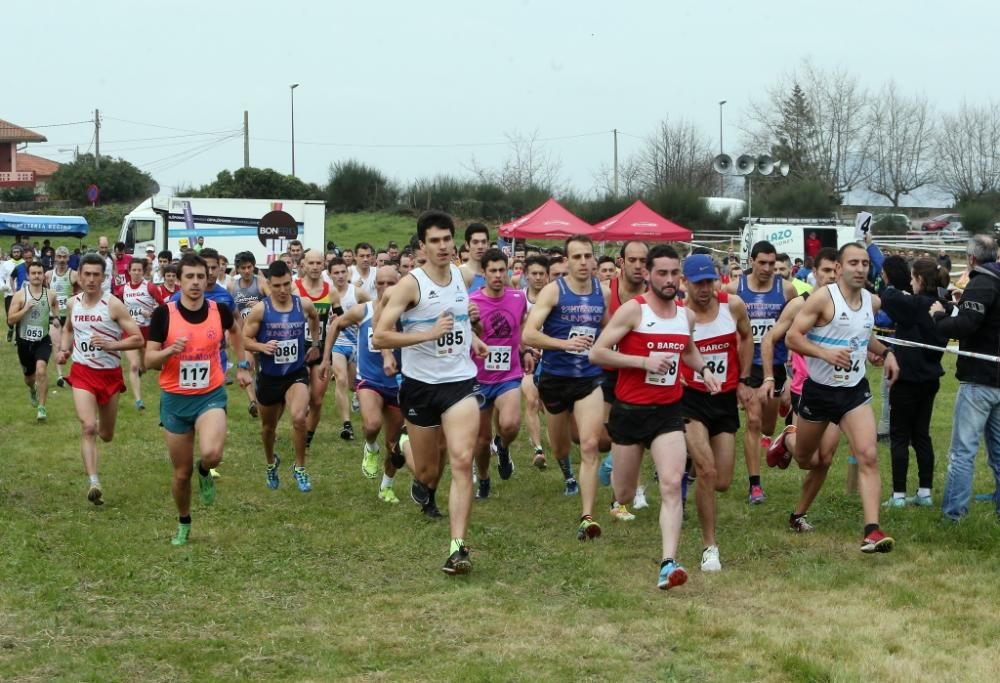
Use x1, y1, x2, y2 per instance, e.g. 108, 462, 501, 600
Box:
701, 545, 722, 572
633, 485, 648, 510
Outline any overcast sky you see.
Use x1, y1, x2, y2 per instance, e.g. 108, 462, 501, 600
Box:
6, 0, 993, 204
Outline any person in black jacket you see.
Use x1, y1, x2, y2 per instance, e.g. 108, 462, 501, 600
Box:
880, 257, 948, 508
931, 235, 1000, 521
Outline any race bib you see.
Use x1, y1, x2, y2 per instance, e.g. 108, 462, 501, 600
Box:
114, 274, 126, 287
485, 345, 512, 371
274, 339, 299, 365
241, 307, 253, 320
645, 352, 679, 386
832, 352, 863, 384
129, 307, 143, 320
367, 326, 376, 353
22, 325, 44, 342
567, 325, 597, 355
57, 294, 68, 311
751, 318, 775, 344
179, 360, 210, 389
79, 339, 100, 360
694, 352, 727, 384
435, 328, 465, 357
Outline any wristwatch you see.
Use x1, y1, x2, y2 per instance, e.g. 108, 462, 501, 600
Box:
738, 377, 753, 386
237, 360, 251, 370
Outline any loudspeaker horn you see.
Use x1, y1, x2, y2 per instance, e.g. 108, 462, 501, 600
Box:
756, 155, 774, 176
776, 160, 790, 177
735, 154, 756, 176
712, 154, 733, 174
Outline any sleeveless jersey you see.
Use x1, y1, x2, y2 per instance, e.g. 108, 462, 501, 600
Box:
357, 302, 400, 390
350, 266, 376, 299
683, 291, 740, 393
16, 287, 51, 343
540, 276, 604, 379
615, 295, 690, 405
70, 294, 122, 369
296, 278, 332, 347
400, 265, 476, 384
122, 280, 159, 328
470, 287, 526, 385
233, 277, 264, 320
50, 268, 74, 316
257, 297, 307, 377
469, 272, 486, 294
806, 285, 873, 388
523, 287, 538, 315
333, 285, 359, 348
159, 301, 226, 395
738, 274, 788, 365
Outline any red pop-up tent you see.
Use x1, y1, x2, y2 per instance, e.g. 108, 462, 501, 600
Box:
497, 198, 595, 239
592, 200, 692, 242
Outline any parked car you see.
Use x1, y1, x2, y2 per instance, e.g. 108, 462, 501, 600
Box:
873, 213, 911, 232
921, 213, 962, 232
942, 221, 965, 234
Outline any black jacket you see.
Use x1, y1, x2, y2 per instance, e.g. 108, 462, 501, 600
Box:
933, 263, 1000, 387
880, 287, 946, 384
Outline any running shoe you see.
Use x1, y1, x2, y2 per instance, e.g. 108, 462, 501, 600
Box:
198, 463, 216, 505
293, 466, 312, 493
171, 522, 191, 546
532, 446, 547, 470
476, 477, 491, 500
29, 388, 38, 408
861, 529, 895, 553
495, 436, 514, 480
209, 468, 221, 479
576, 516, 602, 541
361, 442, 381, 479
633, 485, 649, 510
340, 421, 354, 441
906, 494, 933, 507
610, 502, 635, 522
789, 514, 815, 533
748, 484, 766, 505
136, 399, 145, 411
87, 483, 104, 506
442, 546, 472, 575
760, 435, 772, 450
882, 496, 907, 509
766, 425, 796, 469
657, 561, 688, 590
411, 480, 431, 507
378, 487, 400, 504
36, 405, 47, 422
598, 454, 613, 487
56, 376, 65, 388
6, 329, 12, 342
248, 401, 258, 418
563, 477, 579, 496
422, 502, 443, 519
701, 546, 722, 572
351, 394, 360, 413
266, 454, 281, 489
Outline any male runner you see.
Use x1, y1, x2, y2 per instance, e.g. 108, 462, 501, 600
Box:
520, 254, 549, 467
523, 235, 609, 539
324, 266, 405, 500
1, 243, 24, 341
374, 210, 486, 574
767, 243, 899, 553
145, 252, 251, 545
470, 248, 529, 498
56, 254, 144, 504
110, 242, 133, 299
326, 257, 370, 440
349, 242, 376, 298
47, 246, 78, 387
242, 260, 322, 492
95, 237, 114, 294
229, 251, 268, 416
7, 260, 60, 421
591, 244, 721, 589
461, 222, 490, 293
597, 256, 617, 281
287, 239, 305, 274
724, 240, 799, 504
122, 258, 163, 410
678, 254, 754, 572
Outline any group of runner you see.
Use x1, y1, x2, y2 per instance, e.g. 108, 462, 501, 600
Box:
6, 211, 900, 585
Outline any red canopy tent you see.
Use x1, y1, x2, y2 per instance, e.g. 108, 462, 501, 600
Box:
497, 198, 595, 239
592, 200, 692, 242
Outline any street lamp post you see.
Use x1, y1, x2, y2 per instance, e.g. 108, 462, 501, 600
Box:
290, 83, 299, 177
718, 100, 727, 196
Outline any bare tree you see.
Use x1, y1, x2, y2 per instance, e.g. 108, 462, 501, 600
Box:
466, 129, 563, 193
591, 156, 643, 197
935, 101, 1000, 201
638, 117, 715, 194
865, 82, 936, 207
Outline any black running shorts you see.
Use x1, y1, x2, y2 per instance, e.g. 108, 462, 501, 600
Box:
682, 389, 739, 437
798, 377, 872, 425
608, 400, 685, 448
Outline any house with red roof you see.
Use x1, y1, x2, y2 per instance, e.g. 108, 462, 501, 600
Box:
0, 118, 61, 198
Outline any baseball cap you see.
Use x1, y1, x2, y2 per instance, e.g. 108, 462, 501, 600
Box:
683, 254, 718, 283
145, 245, 156, 253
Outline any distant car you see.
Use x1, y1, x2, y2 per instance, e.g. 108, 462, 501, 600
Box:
921, 213, 961, 232
942, 221, 965, 234
873, 213, 911, 231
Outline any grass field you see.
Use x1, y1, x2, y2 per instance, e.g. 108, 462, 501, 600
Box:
2, 331, 999, 682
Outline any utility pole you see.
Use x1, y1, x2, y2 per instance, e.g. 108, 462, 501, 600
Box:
718, 100, 727, 196
94, 109, 101, 170
613, 128, 619, 197
290, 84, 299, 177
243, 110, 250, 169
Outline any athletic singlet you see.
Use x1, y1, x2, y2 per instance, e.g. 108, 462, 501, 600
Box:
522, 287, 538, 315
257, 297, 307, 377
349, 265, 376, 299
540, 275, 604, 379
159, 301, 226, 395
470, 287, 526, 385
357, 302, 400, 390
70, 294, 122, 369
122, 280, 159, 328
806, 284, 873, 388
469, 272, 486, 294
333, 285, 359, 348
682, 291, 740, 393
295, 278, 332, 346
16, 287, 51, 343
400, 265, 476, 384
615, 295, 690, 405
233, 277, 263, 319
738, 274, 788, 365
50, 268, 74, 316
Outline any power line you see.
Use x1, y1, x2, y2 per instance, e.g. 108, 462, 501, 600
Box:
141, 133, 241, 174
19, 120, 92, 129
103, 115, 240, 136
248, 129, 612, 150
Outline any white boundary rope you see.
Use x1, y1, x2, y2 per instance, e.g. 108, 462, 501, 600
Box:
876, 335, 1000, 364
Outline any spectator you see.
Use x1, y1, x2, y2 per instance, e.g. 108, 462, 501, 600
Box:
938, 249, 952, 273
805, 231, 821, 259
40, 239, 55, 271
194, 235, 205, 253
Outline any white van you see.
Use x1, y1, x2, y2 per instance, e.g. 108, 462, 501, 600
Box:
739, 219, 859, 267
119, 196, 326, 265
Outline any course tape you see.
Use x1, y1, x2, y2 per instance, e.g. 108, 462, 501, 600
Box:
875, 335, 1000, 364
